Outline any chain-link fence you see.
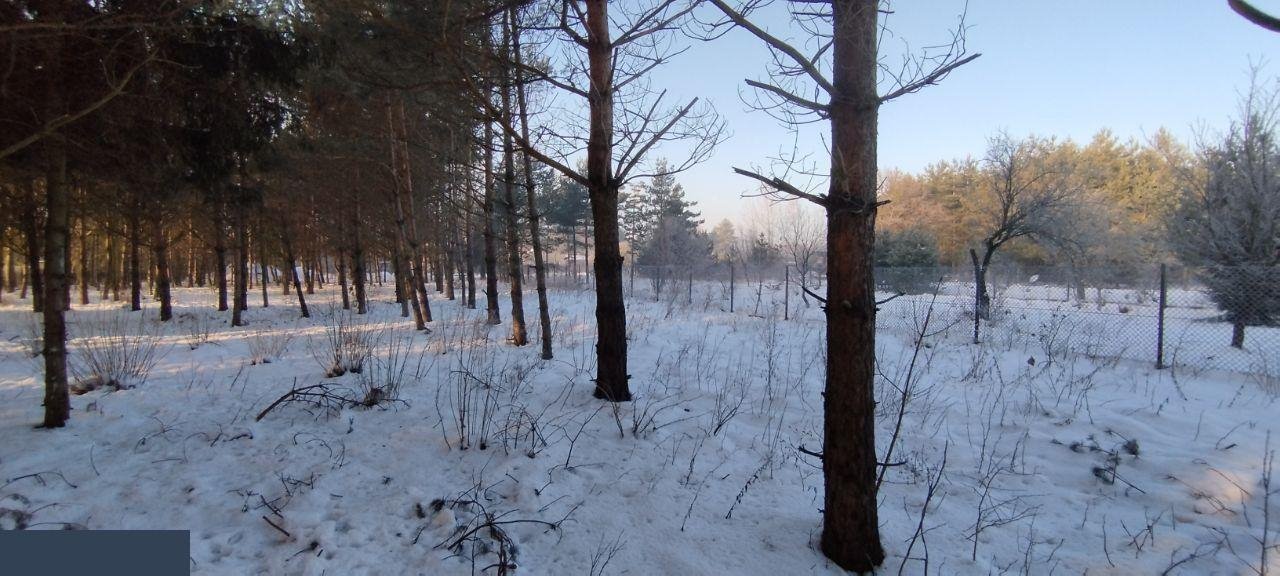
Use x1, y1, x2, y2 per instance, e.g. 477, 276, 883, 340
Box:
620, 261, 1280, 381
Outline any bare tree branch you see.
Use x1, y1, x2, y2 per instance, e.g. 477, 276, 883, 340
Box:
1229, 0, 1280, 32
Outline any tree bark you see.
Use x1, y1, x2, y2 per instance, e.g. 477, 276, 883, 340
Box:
483, 116, 502, 325
351, 203, 368, 314
337, 247, 350, 310
77, 215, 89, 306
0, 224, 6, 305
213, 203, 228, 312
257, 226, 269, 308
40, 26, 71, 426
280, 226, 309, 319
231, 207, 249, 326
387, 96, 426, 330
42, 142, 71, 427
23, 191, 43, 312
969, 246, 993, 321
187, 217, 197, 288
105, 225, 119, 301
512, 9, 552, 359
6, 242, 17, 293
500, 13, 528, 346
128, 202, 142, 312
152, 217, 172, 321
819, 1, 885, 571
465, 189, 477, 309
582, 0, 630, 401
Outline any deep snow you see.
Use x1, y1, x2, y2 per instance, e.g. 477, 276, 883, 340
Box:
0, 280, 1276, 575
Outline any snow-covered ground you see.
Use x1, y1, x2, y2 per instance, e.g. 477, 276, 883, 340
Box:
1, 282, 1276, 575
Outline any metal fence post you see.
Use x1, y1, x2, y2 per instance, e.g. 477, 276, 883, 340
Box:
1156, 263, 1167, 369
688, 269, 693, 305
784, 265, 790, 321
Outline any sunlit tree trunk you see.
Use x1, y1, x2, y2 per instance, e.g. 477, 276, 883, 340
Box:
819, 1, 885, 570
584, 0, 630, 400
499, 14, 528, 346
512, 9, 552, 359
483, 117, 502, 325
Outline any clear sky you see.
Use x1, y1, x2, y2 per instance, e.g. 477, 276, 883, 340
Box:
644, 0, 1280, 227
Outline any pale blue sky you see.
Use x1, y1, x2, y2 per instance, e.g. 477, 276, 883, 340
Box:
646, 0, 1280, 226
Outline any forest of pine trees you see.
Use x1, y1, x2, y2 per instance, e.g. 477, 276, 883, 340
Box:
2, 1, 1278, 574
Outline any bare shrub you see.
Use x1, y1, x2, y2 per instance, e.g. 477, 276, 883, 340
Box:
309, 307, 375, 377
70, 312, 165, 392
707, 356, 750, 436
441, 330, 503, 451
18, 312, 42, 358
178, 311, 216, 350
355, 327, 420, 408
630, 381, 691, 438
248, 327, 294, 365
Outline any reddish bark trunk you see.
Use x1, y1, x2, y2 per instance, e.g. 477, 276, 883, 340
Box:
584, 0, 630, 401
819, 1, 885, 571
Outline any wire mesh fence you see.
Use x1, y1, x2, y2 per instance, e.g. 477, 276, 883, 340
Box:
619, 261, 1280, 382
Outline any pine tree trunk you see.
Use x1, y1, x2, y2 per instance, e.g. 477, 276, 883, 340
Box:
128, 204, 142, 312
213, 205, 229, 312
582, 221, 590, 286
40, 33, 71, 426
77, 217, 89, 306
392, 243, 410, 316
588, 187, 627, 400
387, 96, 426, 329
584, 0, 629, 400
351, 205, 368, 314
6, 243, 17, 293
512, 10, 552, 358
570, 222, 577, 284
42, 147, 71, 425
465, 197, 477, 309
337, 248, 350, 310
0, 226, 6, 305
187, 217, 197, 288
483, 116, 502, 325
153, 217, 172, 321
819, 1, 885, 571
231, 209, 249, 327
257, 227, 269, 308
282, 240, 309, 319
23, 192, 43, 312
444, 249, 456, 300
106, 228, 119, 301
500, 14, 528, 345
